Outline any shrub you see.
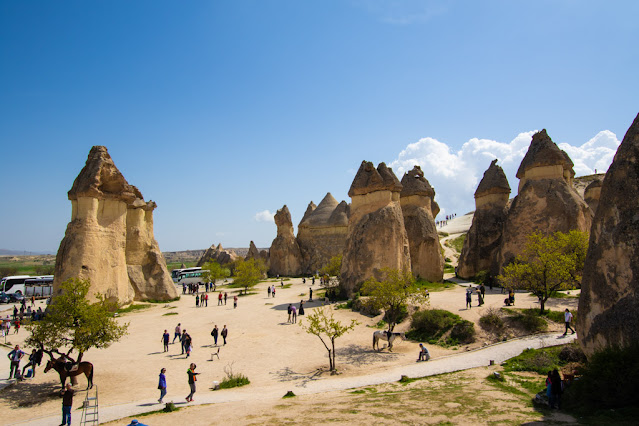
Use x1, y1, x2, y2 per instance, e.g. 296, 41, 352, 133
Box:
219, 363, 250, 389
383, 304, 408, 325
283, 391, 296, 398
510, 310, 547, 333
559, 342, 586, 363
407, 309, 475, 345
479, 308, 505, 332
449, 320, 476, 344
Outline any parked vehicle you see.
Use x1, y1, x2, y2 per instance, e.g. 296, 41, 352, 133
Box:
9, 293, 24, 303
0, 292, 10, 303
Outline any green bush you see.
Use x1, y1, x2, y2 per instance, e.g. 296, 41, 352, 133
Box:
407, 309, 475, 345
219, 363, 250, 389
510, 310, 547, 333
449, 320, 476, 344
502, 346, 562, 374
479, 308, 505, 332
383, 304, 408, 325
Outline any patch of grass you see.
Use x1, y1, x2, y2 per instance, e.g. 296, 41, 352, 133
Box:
237, 291, 257, 297
443, 263, 455, 274
145, 297, 181, 303
162, 312, 178, 316
265, 303, 273, 305
218, 363, 250, 389
502, 346, 563, 374
415, 279, 456, 292
136, 402, 181, 417
438, 231, 449, 237
508, 309, 548, 333
335, 300, 353, 310
350, 389, 366, 394
445, 233, 466, 253
373, 320, 386, 329
283, 391, 296, 398
116, 304, 152, 315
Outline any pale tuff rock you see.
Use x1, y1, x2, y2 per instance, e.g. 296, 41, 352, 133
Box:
498, 130, 592, 270
340, 161, 411, 296
400, 166, 443, 282
196, 243, 239, 267
54, 146, 178, 304
583, 179, 603, 214
269, 205, 303, 276
245, 241, 261, 261
457, 160, 511, 279
578, 113, 639, 357
297, 193, 349, 274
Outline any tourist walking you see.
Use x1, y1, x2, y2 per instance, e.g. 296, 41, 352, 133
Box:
221, 325, 228, 345
299, 300, 305, 316
477, 288, 484, 306
14, 319, 20, 334
161, 330, 170, 352
22, 348, 42, 378
218, 292, 223, 305
181, 330, 189, 354
268, 286, 271, 297
563, 309, 575, 335
233, 295, 238, 309
195, 294, 199, 307
271, 285, 276, 297
184, 332, 193, 358
205, 293, 209, 307
185, 363, 199, 402
291, 304, 297, 323
158, 368, 167, 403
465, 289, 472, 309
287, 304, 292, 322
7, 345, 25, 379
480, 283, 485, 297
173, 323, 181, 344
309, 287, 313, 301
61, 383, 74, 425
211, 325, 219, 346
224, 292, 228, 305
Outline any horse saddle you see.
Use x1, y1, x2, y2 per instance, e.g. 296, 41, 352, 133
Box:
65, 362, 79, 372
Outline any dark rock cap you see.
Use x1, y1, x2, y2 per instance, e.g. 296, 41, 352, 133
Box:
475, 160, 511, 197
516, 130, 575, 179
400, 166, 435, 198
68, 146, 142, 202
348, 161, 403, 197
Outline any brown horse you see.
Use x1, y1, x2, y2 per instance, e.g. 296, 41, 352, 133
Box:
44, 357, 94, 389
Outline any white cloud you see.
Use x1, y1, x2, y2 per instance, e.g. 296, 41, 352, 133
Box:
390, 130, 620, 219
254, 210, 275, 223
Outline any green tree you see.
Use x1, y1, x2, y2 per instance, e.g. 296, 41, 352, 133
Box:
320, 255, 342, 278
499, 230, 589, 313
201, 261, 230, 285
299, 306, 358, 373
230, 258, 267, 294
25, 278, 129, 363
360, 268, 429, 332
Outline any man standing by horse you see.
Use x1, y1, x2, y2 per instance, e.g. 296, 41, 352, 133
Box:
7, 344, 25, 379
61, 383, 74, 426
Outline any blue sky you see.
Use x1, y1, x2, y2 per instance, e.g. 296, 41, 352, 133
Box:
1, 0, 637, 253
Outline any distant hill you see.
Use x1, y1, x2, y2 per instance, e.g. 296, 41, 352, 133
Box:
0, 249, 55, 256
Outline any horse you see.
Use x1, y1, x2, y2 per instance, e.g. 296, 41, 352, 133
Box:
373, 331, 406, 352
43, 357, 94, 389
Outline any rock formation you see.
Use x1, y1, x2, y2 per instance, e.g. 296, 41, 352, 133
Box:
577, 113, 639, 356
583, 179, 603, 214
297, 193, 349, 274
53, 146, 178, 304
340, 161, 411, 296
498, 130, 592, 269
197, 243, 239, 267
245, 241, 261, 261
269, 205, 303, 276
457, 160, 511, 279
399, 166, 443, 282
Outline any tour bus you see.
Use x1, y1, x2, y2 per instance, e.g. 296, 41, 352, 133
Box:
170, 267, 202, 284
0, 275, 33, 296
24, 275, 54, 298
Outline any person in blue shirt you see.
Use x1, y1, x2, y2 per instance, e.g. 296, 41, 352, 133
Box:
158, 368, 167, 403
7, 345, 25, 378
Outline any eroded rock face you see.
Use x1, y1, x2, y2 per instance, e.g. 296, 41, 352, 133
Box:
269, 205, 303, 276
578, 113, 639, 357
54, 146, 178, 304
458, 160, 511, 279
197, 243, 239, 267
400, 166, 443, 282
245, 241, 261, 261
498, 131, 592, 269
340, 161, 411, 296
583, 179, 603, 214
297, 193, 349, 274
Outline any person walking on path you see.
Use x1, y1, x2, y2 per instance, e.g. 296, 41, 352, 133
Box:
195, 294, 199, 307
60, 383, 74, 426
309, 288, 313, 301
477, 288, 484, 306
267, 286, 271, 298
418, 343, 430, 361
14, 319, 20, 334
173, 324, 181, 344
181, 330, 189, 354
465, 289, 472, 309
480, 283, 486, 297
184, 332, 193, 358
218, 292, 223, 305
563, 309, 575, 335
185, 363, 199, 402
287, 304, 292, 323
211, 325, 219, 346
204, 293, 208, 307
224, 292, 228, 305
299, 300, 305, 316
233, 295, 238, 309
291, 304, 297, 323
271, 285, 276, 298
221, 325, 228, 345
8, 345, 25, 379
162, 330, 170, 352
158, 368, 167, 403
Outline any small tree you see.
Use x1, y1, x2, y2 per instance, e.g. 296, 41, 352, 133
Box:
360, 268, 429, 332
201, 261, 230, 285
499, 230, 589, 313
26, 278, 129, 363
320, 255, 342, 278
299, 306, 358, 373
230, 258, 267, 294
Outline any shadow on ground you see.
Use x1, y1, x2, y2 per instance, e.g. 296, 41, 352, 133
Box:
269, 367, 327, 388
0, 380, 65, 408
336, 344, 401, 367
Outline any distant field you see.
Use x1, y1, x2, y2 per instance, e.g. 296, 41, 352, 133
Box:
0, 255, 55, 276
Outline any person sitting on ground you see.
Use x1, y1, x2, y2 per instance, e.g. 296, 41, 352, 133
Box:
418, 343, 430, 361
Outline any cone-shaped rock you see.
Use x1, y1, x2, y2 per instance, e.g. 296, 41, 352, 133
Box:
458, 160, 511, 279
197, 243, 239, 267
498, 131, 592, 269
54, 146, 178, 304
269, 205, 303, 276
297, 193, 349, 274
245, 241, 261, 261
400, 166, 443, 281
578, 113, 639, 356
340, 161, 411, 296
